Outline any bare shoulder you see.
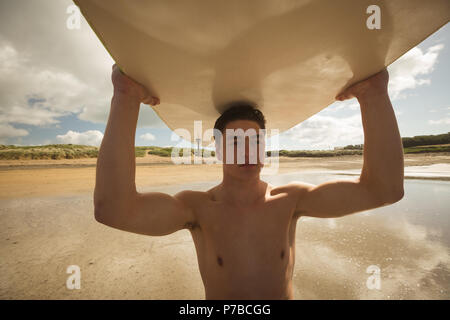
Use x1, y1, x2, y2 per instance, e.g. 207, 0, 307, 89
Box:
268, 181, 316, 219
270, 181, 316, 197
174, 189, 213, 205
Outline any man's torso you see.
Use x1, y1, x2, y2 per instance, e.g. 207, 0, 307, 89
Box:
184, 183, 302, 299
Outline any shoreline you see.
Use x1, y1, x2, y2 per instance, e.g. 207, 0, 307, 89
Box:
1, 153, 449, 199
0, 152, 449, 170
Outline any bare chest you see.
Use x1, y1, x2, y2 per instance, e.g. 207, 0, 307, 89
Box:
191, 193, 298, 274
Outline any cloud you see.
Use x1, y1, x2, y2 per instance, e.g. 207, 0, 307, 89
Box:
281, 113, 363, 150
428, 118, 450, 125
56, 130, 103, 146
140, 133, 156, 141
77, 104, 164, 128
324, 100, 360, 113
0, 104, 64, 127
0, 0, 162, 138
0, 43, 89, 127
0, 124, 29, 143
387, 44, 444, 99
76, 103, 111, 124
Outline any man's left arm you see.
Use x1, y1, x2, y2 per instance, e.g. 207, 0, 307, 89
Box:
289, 69, 404, 218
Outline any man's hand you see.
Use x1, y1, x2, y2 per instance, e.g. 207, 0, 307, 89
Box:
111, 64, 160, 106
335, 69, 389, 101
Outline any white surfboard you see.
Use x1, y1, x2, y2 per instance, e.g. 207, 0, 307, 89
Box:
74, 0, 449, 144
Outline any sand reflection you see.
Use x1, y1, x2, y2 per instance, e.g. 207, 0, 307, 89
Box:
0, 176, 448, 299
294, 213, 449, 299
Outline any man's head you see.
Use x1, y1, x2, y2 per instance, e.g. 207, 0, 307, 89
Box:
213, 101, 267, 179
214, 101, 266, 135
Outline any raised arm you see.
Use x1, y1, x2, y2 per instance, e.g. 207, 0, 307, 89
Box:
94, 64, 196, 236
287, 69, 404, 218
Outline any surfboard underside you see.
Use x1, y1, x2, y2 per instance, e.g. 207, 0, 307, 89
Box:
74, 0, 449, 145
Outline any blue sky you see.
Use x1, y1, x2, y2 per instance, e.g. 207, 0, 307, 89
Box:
0, 1, 448, 150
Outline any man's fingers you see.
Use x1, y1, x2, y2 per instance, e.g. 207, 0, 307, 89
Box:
335, 90, 355, 101
112, 63, 125, 75
335, 88, 347, 101
335, 93, 347, 101
111, 63, 159, 105
143, 96, 160, 106
150, 97, 160, 105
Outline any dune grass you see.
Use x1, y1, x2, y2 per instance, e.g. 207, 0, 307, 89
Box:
1, 142, 448, 160
403, 144, 450, 154
268, 149, 363, 157
0, 144, 99, 160
0, 144, 216, 160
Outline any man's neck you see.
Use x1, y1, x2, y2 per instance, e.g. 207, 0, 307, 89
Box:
219, 174, 268, 206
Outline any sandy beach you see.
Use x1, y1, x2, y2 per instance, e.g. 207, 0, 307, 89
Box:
1, 152, 449, 199
0, 153, 449, 299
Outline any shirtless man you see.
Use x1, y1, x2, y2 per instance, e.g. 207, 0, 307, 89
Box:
94, 64, 404, 299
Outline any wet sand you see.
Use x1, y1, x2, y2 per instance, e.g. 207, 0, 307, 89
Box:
1, 153, 449, 199
0, 153, 449, 299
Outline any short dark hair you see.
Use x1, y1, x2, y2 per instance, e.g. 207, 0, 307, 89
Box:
214, 101, 266, 141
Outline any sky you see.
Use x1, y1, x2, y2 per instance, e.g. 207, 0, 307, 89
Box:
0, 0, 449, 150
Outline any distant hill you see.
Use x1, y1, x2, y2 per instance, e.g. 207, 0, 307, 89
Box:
0, 144, 214, 160
401, 132, 450, 148
0, 144, 99, 160
334, 132, 450, 150
1, 132, 449, 160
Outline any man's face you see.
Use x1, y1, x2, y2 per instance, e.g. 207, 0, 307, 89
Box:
215, 120, 266, 178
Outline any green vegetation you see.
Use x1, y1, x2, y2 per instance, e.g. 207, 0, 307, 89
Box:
403, 144, 450, 154
145, 146, 174, 157
331, 132, 450, 152
402, 132, 450, 148
266, 144, 450, 157
146, 146, 215, 157
342, 144, 363, 150
1, 132, 448, 160
134, 146, 150, 157
267, 149, 363, 157
0, 144, 99, 160
0, 144, 216, 160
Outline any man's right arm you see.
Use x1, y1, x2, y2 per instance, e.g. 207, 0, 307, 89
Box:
94, 64, 196, 236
